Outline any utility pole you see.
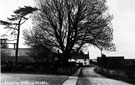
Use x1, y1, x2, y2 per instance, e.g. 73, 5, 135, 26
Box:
14, 17, 22, 67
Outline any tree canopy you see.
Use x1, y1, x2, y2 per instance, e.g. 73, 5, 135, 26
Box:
25, 0, 115, 62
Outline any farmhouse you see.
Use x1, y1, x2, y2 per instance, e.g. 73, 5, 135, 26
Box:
69, 51, 90, 66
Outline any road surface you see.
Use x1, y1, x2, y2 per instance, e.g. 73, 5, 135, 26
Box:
77, 67, 132, 85
1, 73, 68, 85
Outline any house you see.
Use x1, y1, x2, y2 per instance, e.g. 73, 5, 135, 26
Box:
69, 51, 90, 66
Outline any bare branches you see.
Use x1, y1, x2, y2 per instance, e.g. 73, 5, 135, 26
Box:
31, 0, 115, 61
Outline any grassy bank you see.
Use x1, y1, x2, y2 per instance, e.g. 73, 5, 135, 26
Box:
94, 67, 135, 84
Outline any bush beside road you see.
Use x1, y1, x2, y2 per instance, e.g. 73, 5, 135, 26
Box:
1, 62, 78, 76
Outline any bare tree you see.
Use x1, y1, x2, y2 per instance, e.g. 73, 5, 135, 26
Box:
0, 6, 37, 66
32, 0, 115, 63
23, 27, 54, 63
23, 27, 53, 51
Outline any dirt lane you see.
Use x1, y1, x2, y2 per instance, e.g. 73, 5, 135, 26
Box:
77, 67, 132, 85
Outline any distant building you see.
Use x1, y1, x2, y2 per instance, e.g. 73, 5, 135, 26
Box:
69, 51, 90, 66
0, 38, 16, 48
0, 38, 8, 48
97, 56, 124, 62
97, 55, 124, 68
1, 48, 34, 63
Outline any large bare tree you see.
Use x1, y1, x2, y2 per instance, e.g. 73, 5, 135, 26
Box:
29, 0, 115, 63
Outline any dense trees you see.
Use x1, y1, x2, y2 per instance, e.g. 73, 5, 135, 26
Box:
24, 0, 115, 63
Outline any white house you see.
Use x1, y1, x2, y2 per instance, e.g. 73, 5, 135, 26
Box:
69, 51, 90, 66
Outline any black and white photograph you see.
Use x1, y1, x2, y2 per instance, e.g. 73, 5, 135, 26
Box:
0, 0, 135, 85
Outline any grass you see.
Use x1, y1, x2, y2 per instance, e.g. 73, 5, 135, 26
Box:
1, 73, 69, 85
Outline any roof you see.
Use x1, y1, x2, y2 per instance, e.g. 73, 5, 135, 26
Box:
70, 53, 89, 59
97, 56, 124, 62
97, 56, 124, 59
1, 48, 30, 57
1, 48, 34, 62
107, 56, 124, 59
125, 59, 135, 60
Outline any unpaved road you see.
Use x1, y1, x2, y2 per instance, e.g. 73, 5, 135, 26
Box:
77, 67, 133, 85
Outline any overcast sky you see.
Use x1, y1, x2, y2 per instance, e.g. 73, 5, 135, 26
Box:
0, 0, 135, 59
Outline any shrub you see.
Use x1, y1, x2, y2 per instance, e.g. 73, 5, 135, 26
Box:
25, 66, 34, 72
1, 64, 13, 72
15, 65, 25, 72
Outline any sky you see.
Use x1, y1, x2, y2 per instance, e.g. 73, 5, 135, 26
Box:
0, 0, 135, 59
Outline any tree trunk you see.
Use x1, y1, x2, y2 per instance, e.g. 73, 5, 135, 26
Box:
62, 53, 70, 67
